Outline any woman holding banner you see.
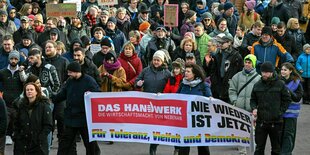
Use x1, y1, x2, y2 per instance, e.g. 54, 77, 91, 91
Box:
280, 62, 303, 155
135, 50, 171, 155
177, 63, 212, 155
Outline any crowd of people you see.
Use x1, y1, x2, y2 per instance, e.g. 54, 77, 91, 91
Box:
0, 0, 310, 155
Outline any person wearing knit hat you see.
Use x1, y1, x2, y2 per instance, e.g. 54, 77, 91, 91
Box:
139, 21, 151, 33
107, 17, 117, 25
251, 61, 291, 155
244, 54, 257, 68
0, 10, 7, 16
303, 44, 310, 52
153, 50, 166, 63
100, 38, 112, 48
261, 61, 275, 73
67, 61, 81, 73
8, 50, 20, 62
228, 53, 260, 155
271, 17, 281, 33
245, 0, 256, 10
261, 26, 273, 36
163, 58, 185, 93
172, 58, 185, 72
224, 2, 234, 11
201, 12, 213, 20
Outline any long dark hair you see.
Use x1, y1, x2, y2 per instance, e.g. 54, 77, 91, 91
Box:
185, 63, 205, 80
281, 62, 303, 82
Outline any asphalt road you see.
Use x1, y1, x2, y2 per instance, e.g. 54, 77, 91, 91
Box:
5, 104, 310, 155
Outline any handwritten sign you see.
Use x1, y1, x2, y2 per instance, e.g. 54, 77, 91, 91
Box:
164, 4, 179, 27
98, 0, 118, 6
46, 3, 77, 18
90, 44, 101, 55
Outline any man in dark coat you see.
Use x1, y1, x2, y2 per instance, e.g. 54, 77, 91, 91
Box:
52, 62, 101, 155
73, 47, 101, 85
13, 16, 38, 44
0, 51, 23, 145
207, 34, 243, 103
251, 61, 291, 155
262, 0, 291, 26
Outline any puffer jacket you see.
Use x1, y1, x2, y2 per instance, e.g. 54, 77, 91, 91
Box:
67, 23, 89, 44
251, 38, 294, 69
250, 73, 291, 122
296, 52, 310, 78
14, 97, 52, 155
229, 69, 261, 112
196, 32, 212, 62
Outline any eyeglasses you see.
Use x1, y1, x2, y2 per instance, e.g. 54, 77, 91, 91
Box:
204, 18, 211, 22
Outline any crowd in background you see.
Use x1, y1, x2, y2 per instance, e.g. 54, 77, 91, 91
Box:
0, 0, 310, 155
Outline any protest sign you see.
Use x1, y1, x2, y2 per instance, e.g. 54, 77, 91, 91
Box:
164, 4, 179, 27
46, 3, 77, 18
98, 0, 118, 6
64, 0, 81, 12
90, 44, 101, 55
85, 92, 254, 147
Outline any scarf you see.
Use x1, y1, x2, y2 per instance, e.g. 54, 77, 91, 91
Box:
85, 13, 97, 27
103, 60, 121, 71
34, 25, 45, 33
182, 78, 202, 87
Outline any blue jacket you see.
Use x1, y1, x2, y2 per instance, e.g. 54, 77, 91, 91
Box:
105, 28, 127, 56
251, 38, 293, 69
177, 79, 212, 97
296, 53, 310, 78
52, 74, 100, 127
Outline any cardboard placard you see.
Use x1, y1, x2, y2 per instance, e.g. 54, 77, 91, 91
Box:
164, 4, 179, 27
98, 0, 118, 6
90, 44, 102, 55
64, 0, 81, 12
46, 3, 77, 18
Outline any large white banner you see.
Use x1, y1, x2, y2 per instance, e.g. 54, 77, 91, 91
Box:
84, 92, 254, 147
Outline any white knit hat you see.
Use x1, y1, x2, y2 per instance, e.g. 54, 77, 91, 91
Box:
153, 50, 166, 62
303, 44, 310, 51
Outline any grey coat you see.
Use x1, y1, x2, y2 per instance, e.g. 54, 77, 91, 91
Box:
229, 68, 261, 112
135, 65, 171, 93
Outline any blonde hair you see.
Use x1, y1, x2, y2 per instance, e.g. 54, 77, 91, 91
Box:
180, 38, 197, 51
122, 41, 135, 52
287, 18, 299, 29
18, 3, 32, 16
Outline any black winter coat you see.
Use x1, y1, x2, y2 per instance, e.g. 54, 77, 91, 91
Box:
45, 54, 69, 84
250, 74, 291, 122
262, 2, 291, 26
52, 74, 100, 127
274, 32, 298, 61
81, 58, 102, 85
208, 47, 243, 102
287, 29, 307, 55
14, 97, 52, 155
0, 68, 23, 107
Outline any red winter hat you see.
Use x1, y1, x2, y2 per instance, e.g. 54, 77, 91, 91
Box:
139, 21, 151, 32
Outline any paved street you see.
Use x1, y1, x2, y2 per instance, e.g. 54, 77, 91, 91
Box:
5, 104, 310, 155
